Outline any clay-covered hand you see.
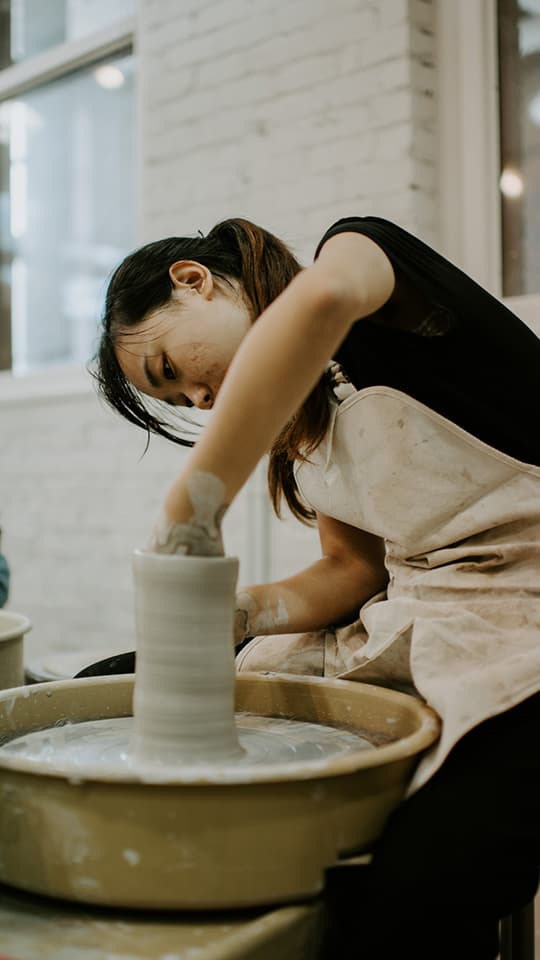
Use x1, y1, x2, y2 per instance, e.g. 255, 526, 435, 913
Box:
148, 512, 224, 557
148, 471, 226, 557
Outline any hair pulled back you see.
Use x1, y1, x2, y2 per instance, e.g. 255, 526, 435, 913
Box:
95, 217, 332, 522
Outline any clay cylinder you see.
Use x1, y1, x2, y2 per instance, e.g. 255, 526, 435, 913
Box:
132, 550, 242, 766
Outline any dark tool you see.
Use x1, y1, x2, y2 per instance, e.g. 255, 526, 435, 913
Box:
75, 651, 136, 678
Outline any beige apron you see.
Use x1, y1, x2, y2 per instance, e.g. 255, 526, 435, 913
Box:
292, 385, 540, 794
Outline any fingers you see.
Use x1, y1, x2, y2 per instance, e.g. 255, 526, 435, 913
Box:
147, 514, 224, 557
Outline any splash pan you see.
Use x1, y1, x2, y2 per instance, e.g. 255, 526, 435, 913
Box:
0, 673, 439, 909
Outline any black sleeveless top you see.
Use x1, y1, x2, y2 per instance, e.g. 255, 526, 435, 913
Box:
315, 217, 540, 467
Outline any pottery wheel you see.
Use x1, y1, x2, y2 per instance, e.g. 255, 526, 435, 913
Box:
0, 674, 439, 909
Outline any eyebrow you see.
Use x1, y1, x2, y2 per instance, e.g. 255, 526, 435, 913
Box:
143, 357, 159, 389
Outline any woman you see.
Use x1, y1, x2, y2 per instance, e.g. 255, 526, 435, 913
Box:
96, 216, 540, 959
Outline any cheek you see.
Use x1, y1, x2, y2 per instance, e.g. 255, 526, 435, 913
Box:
185, 343, 230, 383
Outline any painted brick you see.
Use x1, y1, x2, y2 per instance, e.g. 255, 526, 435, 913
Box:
378, 0, 410, 29
369, 88, 414, 127
197, 50, 251, 90
409, 21, 435, 58
308, 134, 373, 175
272, 0, 339, 35
376, 57, 412, 91
373, 122, 414, 157
359, 22, 409, 67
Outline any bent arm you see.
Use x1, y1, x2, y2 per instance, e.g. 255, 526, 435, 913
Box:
236, 517, 388, 641
160, 233, 394, 536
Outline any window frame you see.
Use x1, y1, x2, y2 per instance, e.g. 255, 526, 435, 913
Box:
435, 0, 540, 336
0, 13, 137, 402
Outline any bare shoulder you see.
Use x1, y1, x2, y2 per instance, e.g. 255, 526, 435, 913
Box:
314, 231, 396, 318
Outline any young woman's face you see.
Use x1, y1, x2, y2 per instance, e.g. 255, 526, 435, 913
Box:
115, 262, 252, 409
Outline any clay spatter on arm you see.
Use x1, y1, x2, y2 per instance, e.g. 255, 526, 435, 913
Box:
148, 472, 226, 557
234, 590, 289, 645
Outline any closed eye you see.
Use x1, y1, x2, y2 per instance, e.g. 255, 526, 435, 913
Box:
162, 354, 176, 381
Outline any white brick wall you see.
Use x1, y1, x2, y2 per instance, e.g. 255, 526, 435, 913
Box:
138, 0, 437, 249
1, 0, 438, 675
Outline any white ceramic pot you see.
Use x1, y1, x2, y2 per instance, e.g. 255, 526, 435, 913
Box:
0, 611, 31, 690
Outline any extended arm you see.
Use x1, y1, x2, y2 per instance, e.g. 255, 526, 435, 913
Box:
156, 233, 395, 546
235, 515, 388, 642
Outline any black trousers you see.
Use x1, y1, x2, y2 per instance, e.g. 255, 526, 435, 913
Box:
323, 692, 540, 959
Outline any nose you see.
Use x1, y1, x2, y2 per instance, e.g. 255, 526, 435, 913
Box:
190, 386, 214, 410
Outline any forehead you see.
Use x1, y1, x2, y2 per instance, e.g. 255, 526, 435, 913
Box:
116, 311, 170, 354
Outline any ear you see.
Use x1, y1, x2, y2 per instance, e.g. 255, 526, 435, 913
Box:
169, 260, 214, 297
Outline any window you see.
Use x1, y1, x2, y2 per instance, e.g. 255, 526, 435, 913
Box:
0, 0, 136, 375
0, 0, 135, 67
436, 0, 540, 333
498, 0, 540, 296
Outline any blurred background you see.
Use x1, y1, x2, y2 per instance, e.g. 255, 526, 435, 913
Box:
0, 0, 538, 678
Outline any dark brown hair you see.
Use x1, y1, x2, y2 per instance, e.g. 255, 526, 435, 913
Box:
94, 218, 332, 522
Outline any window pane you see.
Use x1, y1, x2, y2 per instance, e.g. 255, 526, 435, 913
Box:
498, 0, 540, 296
0, 0, 135, 68
0, 52, 135, 372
